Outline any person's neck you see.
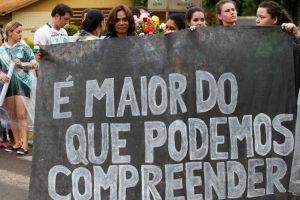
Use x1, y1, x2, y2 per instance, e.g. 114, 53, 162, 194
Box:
92, 30, 98, 37
49, 19, 60, 31
93, 26, 102, 37
223, 22, 236, 26
7, 39, 17, 47
116, 32, 128, 38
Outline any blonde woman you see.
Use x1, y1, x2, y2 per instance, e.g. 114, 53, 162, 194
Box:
0, 21, 38, 155
216, 0, 238, 26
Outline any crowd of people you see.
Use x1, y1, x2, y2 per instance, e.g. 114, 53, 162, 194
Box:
0, 0, 299, 155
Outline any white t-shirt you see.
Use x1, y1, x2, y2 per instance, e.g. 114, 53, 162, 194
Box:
34, 22, 69, 45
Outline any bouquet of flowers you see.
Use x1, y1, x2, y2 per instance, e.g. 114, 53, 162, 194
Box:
134, 13, 166, 35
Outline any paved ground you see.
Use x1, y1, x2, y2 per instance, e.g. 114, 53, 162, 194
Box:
0, 148, 31, 200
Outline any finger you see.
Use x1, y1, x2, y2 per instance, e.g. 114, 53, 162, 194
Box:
291, 26, 295, 33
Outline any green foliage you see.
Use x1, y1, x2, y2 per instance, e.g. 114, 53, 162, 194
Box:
132, 0, 147, 7
64, 24, 79, 36
23, 37, 33, 49
202, 0, 218, 9
141, 0, 148, 7
241, 0, 259, 16
205, 7, 218, 26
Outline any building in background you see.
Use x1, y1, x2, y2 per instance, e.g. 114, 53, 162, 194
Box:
147, 0, 202, 21
0, 0, 132, 40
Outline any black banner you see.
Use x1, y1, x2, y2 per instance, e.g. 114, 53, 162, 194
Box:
29, 26, 297, 200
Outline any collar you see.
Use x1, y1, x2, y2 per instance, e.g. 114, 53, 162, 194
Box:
46, 22, 52, 28
4, 41, 20, 49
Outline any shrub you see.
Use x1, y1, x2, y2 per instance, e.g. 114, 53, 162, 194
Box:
23, 37, 33, 49
64, 24, 80, 36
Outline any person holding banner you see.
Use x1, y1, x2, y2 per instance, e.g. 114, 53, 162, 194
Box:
106, 5, 136, 38
164, 14, 186, 35
0, 21, 38, 155
255, 1, 299, 41
185, 6, 207, 30
216, 0, 237, 26
255, 1, 293, 26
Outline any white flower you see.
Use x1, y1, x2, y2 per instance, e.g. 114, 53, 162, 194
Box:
140, 13, 150, 21
133, 15, 142, 23
159, 23, 166, 30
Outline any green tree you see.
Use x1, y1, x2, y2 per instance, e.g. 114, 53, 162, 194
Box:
23, 37, 33, 49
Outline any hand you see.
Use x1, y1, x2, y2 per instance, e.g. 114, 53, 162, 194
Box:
35, 52, 41, 63
14, 59, 22, 67
282, 23, 300, 39
32, 63, 38, 70
190, 25, 197, 31
164, 30, 174, 35
0, 72, 9, 83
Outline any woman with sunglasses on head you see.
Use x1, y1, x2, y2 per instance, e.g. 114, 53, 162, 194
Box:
186, 6, 207, 30
0, 21, 38, 155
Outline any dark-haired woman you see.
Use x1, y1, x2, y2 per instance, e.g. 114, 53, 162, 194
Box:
186, 6, 207, 30
76, 9, 105, 41
255, 1, 299, 45
164, 14, 186, 35
216, 0, 237, 26
106, 5, 135, 38
256, 1, 293, 26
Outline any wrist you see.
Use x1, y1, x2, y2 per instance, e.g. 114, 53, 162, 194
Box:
17, 62, 23, 68
0, 71, 4, 80
295, 31, 300, 39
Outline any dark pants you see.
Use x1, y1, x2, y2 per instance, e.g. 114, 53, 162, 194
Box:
0, 126, 14, 142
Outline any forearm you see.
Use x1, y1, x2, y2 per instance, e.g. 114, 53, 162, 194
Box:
20, 60, 39, 70
0, 70, 8, 83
